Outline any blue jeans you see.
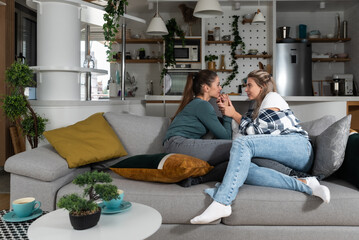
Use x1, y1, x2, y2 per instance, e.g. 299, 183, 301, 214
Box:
205, 134, 314, 205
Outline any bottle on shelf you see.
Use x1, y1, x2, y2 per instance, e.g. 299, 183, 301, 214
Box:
219, 54, 226, 70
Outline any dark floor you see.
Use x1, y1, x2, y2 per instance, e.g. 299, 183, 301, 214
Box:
0, 168, 10, 194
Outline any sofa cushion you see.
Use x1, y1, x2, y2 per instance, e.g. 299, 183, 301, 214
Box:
44, 112, 127, 168
311, 115, 351, 178
4, 144, 84, 182
110, 153, 213, 183
57, 170, 220, 224
300, 115, 336, 143
222, 178, 359, 226
92, 112, 170, 169
57, 172, 359, 226
336, 133, 359, 189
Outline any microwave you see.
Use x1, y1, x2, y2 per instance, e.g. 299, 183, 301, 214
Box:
173, 38, 201, 63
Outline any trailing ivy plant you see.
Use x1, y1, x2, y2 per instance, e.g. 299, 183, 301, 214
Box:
103, 0, 128, 61
0, 61, 48, 149
161, 18, 185, 80
222, 15, 246, 88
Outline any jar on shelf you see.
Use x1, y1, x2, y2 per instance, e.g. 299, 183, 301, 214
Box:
208, 30, 214, 41
214, 27, 220, 41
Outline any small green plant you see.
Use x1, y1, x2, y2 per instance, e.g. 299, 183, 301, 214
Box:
205, 54, 218, 62
1, 61, 47, 149
138, 48, 145, 51
57, 171, 119, 216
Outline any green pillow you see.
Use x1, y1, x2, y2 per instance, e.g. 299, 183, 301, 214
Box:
337, 133, 359, 189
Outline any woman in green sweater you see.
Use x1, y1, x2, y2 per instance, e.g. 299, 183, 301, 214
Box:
163, 70, 236, 186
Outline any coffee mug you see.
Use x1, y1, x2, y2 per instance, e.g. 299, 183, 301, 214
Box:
103, 189, 124, 209
12, 197, 41, 218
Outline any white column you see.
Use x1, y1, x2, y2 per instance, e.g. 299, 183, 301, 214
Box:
34, 1, 81, 100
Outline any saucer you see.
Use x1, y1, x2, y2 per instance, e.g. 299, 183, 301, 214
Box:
98, 201, 132, 214
2, 209, 43, 222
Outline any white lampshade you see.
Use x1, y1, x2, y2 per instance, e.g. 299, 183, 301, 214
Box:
193, 0, 223, 18
146, 13, 168, 36
252, 9, 266, 24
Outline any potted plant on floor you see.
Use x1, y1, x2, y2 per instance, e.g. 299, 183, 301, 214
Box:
0, 61, 48, 153
57, 171, 120, 230
205, 54, 218, 70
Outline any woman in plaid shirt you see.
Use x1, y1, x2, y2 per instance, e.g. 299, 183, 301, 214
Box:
191, 70, 330, 224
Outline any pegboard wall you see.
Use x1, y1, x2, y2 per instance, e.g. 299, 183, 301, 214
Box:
204, 7, 271, 93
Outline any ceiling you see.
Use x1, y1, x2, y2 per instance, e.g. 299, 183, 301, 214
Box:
85, 0, 359, 13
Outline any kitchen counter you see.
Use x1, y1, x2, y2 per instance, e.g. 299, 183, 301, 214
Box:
145, 95, 359, 124
145, 95, 359, 102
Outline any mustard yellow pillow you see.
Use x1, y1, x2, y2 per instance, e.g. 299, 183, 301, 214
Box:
110, 153, 213, 183
44, 112, 127, 168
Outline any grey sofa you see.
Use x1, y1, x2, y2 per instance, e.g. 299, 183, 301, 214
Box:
5, 112, 359, 240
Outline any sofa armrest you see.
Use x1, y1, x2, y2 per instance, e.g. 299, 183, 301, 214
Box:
5, 144, 81, 182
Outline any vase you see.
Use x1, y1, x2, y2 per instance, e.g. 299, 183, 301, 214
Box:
139, 50, 146, 59
69, 208, 101, 230
219, 54, 226, 70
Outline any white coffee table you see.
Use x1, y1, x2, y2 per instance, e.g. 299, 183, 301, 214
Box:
27, 202, 162, 240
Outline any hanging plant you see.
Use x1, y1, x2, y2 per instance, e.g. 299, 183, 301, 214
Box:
222, 15, 246, 88
161, 18, 185, 80
103, 0, 128, 61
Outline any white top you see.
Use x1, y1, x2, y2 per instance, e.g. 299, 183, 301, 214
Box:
260, 92, 289, 110
27, 203, 162, 240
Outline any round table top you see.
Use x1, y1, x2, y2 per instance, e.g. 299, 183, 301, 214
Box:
27, 202, 162, 240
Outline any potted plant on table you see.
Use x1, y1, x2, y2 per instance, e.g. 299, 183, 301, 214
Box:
0, 61, 48, 153
57, 171, 120, 230
205, 54, 218, 70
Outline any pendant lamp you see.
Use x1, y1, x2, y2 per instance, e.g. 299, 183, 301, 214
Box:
146, 0, 168, 36
252, 0, 266, 24
193, 0, 223, 18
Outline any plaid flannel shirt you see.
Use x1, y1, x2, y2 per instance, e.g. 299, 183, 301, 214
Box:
234, 108, 308, 138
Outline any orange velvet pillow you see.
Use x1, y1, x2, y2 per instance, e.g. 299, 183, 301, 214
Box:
110, 153, 213, 183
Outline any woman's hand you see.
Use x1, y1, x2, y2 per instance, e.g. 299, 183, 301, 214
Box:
218, 98, 242, 123
217, 93, 229, 106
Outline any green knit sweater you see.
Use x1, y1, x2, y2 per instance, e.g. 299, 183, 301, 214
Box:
164, 98, 232, 142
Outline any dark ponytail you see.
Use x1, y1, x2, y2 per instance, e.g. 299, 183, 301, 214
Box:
171, 70, 217, 121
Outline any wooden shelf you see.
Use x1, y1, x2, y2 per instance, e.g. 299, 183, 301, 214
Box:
242, 18, 253, 24
213, 69, 233, 72
235, 54, 272, 59
115, 59, 163, 63
312, 58, 350, 62
115, 38, 163, 44
206, 41, 233, 45
276, 38, 351, 43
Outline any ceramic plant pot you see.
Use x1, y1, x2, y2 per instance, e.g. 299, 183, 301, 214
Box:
208, 61, 216, 70
69, 208, 101, 230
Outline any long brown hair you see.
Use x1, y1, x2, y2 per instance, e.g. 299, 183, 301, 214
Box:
247, 69, 277, 119
171, 70, 218, 121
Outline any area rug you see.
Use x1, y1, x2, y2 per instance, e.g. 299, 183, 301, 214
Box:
0, 170, 10, 194
0, 210, 47, 240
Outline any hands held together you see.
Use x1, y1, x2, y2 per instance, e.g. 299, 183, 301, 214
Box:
217, 94, 242, 123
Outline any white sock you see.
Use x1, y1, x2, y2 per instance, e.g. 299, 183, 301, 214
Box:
190, 201, 232, 224
305, 177, 331, 203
